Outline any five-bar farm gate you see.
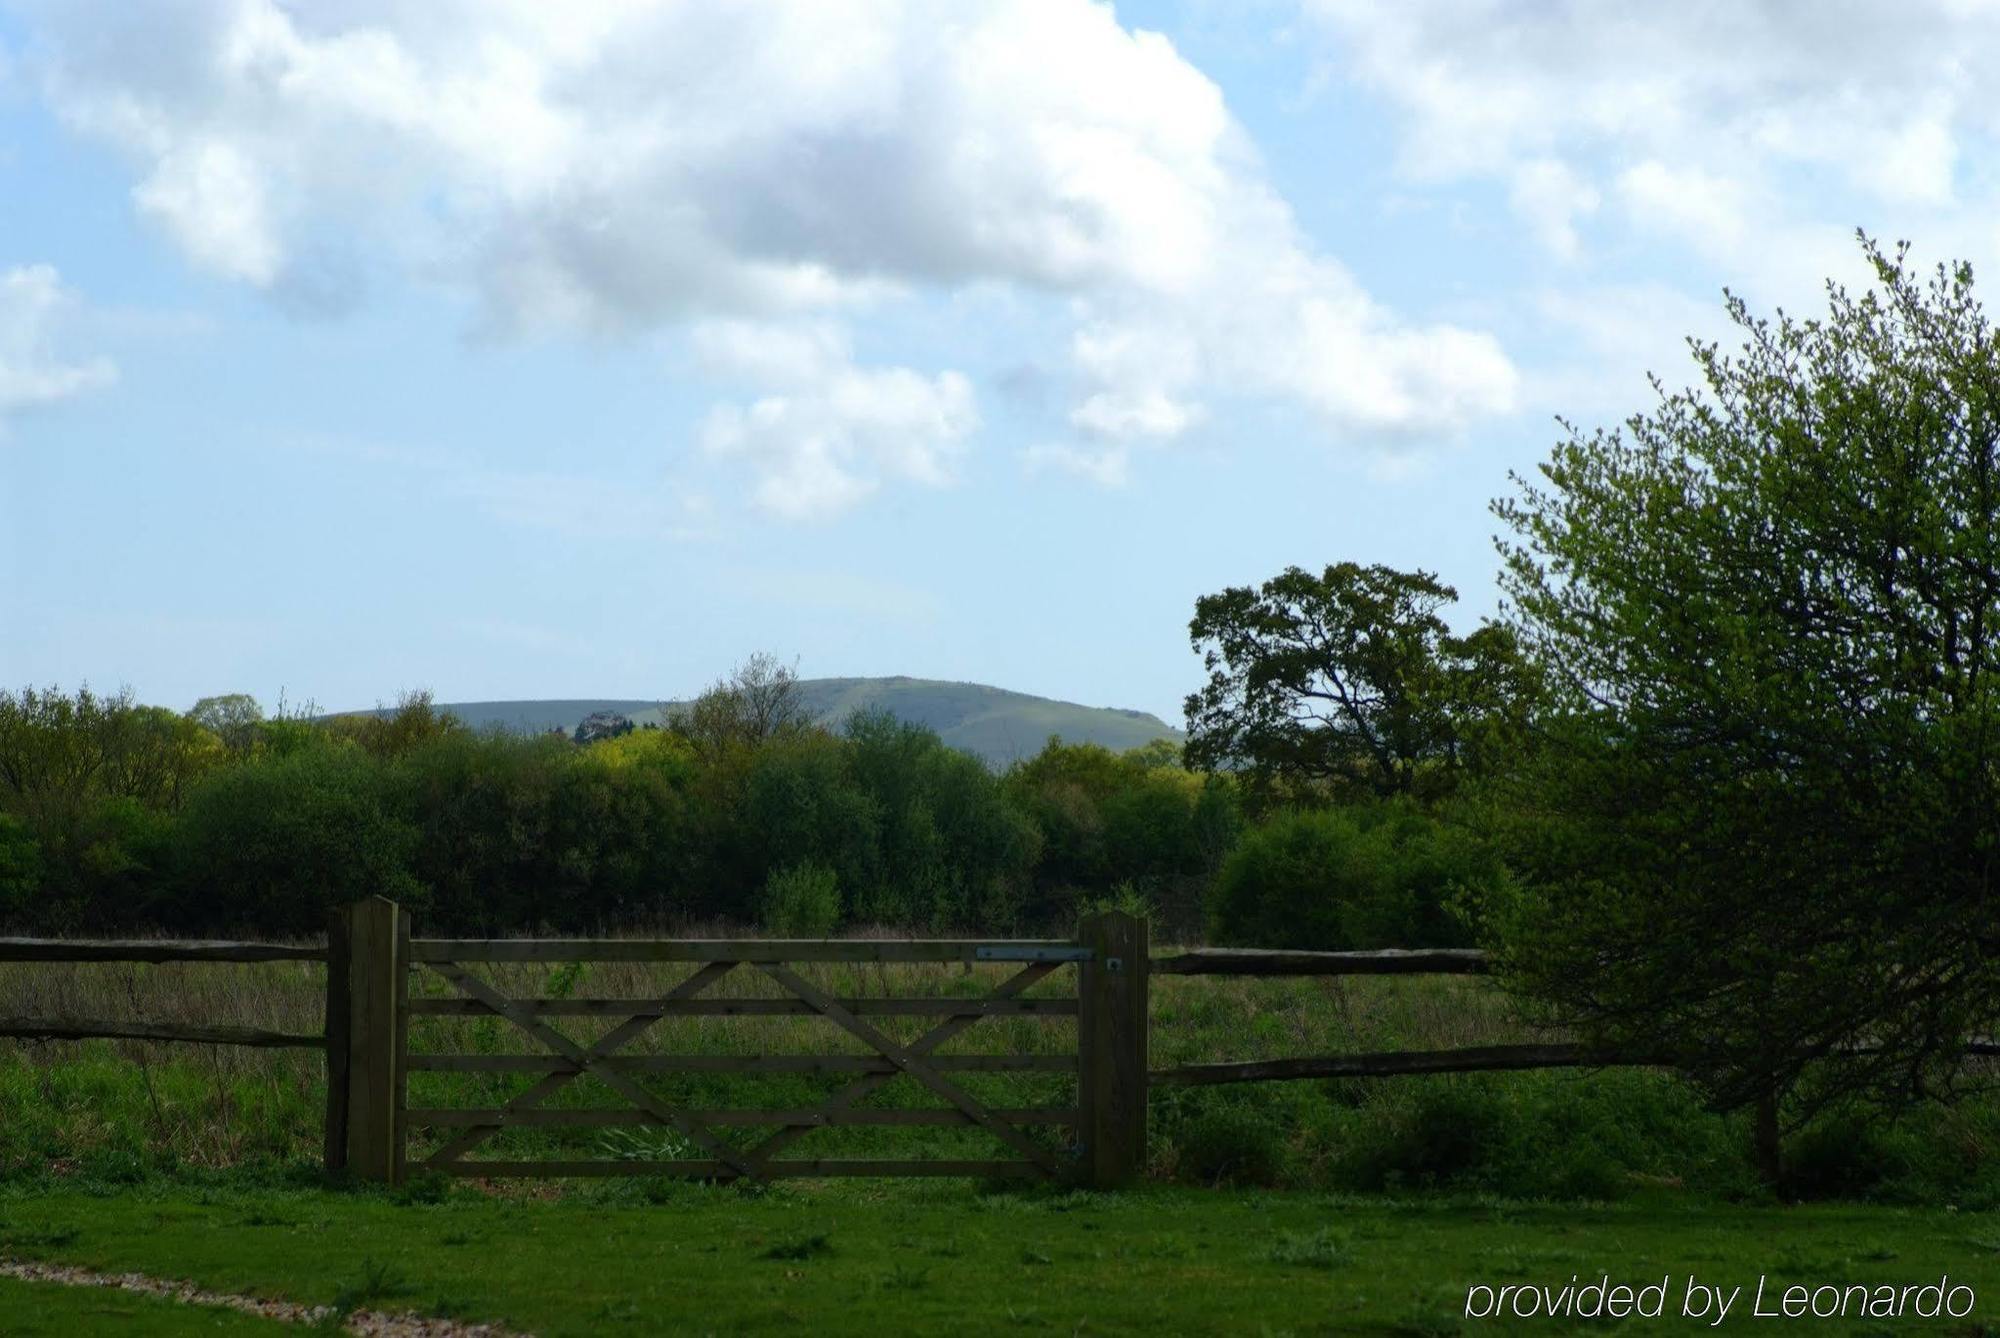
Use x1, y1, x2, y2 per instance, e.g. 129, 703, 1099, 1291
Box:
325, 898, 1148, 1187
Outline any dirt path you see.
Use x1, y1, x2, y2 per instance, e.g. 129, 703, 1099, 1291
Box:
0, 1258, 531, 1336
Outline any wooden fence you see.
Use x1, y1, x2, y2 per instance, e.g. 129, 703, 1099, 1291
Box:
0, 900, 1749, 1186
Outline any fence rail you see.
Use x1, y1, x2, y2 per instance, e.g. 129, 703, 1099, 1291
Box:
12, 904, 1998, 1187
0, 938, 326, 964
0, 1017, 324, 1049
1152, 947, 1489, 976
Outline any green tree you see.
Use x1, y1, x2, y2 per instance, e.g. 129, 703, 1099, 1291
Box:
172, 744, 426, 934
1209, 802, 1495, 951
667, 653, 813, 760
187, 693, 263, 753
1185, 564, 1535, 804
1488, 235, 2000, 1176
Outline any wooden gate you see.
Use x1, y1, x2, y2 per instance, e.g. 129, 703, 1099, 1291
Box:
326, 900, 1147, 1187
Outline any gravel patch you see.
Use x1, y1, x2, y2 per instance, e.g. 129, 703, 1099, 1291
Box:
0, 1257, 531, 1335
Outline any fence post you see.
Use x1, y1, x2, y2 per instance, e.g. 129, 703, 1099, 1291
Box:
336, 897, 407, 1185
322, 907, 351, 1174
1078, 910, 1148, 1188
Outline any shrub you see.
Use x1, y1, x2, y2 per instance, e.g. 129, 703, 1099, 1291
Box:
171, 744, 426, 934
1208, 801, 1499, 950
0, 814, 37, 912
760, 861, 841, 937
1168, 1106, 1289, 1187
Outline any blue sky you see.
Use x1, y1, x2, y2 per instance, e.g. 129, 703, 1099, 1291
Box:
4, 1, 1997, 724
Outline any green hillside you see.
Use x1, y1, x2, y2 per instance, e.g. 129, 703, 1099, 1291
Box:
345, 677, 1182, 767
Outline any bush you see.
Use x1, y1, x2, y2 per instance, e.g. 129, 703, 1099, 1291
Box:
1208, 801, 1499, 950
0, 814, 37, 912
1169, 1107, 1289, 1187
760, 861, 841, 936
171, 743, 426, 934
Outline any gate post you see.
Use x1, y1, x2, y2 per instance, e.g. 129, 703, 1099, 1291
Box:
1078, 910, 1148, 1188
331, 897, 408, 1185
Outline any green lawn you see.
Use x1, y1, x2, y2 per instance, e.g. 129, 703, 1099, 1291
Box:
1, 1181, 1996, 1335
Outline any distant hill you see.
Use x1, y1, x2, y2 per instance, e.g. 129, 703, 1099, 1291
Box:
338, 677, 1183, 768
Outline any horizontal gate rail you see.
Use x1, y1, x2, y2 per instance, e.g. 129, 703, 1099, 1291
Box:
409, 938, 1087, 964
433, 1159, 1043, 1179
406, 1107, 1079, 1128
406, 996, 1076, 1017
406, 1053, 1075, 1073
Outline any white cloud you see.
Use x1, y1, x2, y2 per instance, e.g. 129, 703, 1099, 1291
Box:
1025, 441, 1131, 487
697, 321, 978, 519
1509, 158, 1598, 259
133, 141, 281, 283
1525, 282, 1737, 418
0, 264, 116, 426
17, 0, 1521, 511
1305, 0, 2000, 276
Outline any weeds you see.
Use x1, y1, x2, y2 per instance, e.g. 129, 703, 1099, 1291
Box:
1266, 1227, 1350, 1270
761, 1233, 833, 1261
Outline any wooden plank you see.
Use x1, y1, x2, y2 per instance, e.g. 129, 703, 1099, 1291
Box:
343, 897, 406, 1185
1079, 912, 1147, 1189
1148, 1044, 1643, 1085
406, 1053, 1076, 1073
0, 939, 325, 964
0, 1017, 323, 1048
322, 907, 351, 1174
739, 961, 1063, 1169
432, 1159, 1040, 1179
410, 939, 1079, 964
406, 1107, 1079, 1128
425, 962, 757, 1179
421, 960, 737, 1167
407, 996, 1077, 1017
757, 963, 1063, 1176
1151, 947, 1488, 976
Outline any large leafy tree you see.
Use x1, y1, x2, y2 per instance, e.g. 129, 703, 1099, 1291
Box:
1184, 563, 1534, 803
1490, 236, 2000, 1173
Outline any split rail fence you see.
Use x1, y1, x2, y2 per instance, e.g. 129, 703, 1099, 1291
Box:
1, 897, 1667, 1186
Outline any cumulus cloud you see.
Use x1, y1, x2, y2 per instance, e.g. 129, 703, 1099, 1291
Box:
1306, 0, 2000, 276
15, 0, 1520, 509
0, 264, 115, 427
696, 319, 977, 519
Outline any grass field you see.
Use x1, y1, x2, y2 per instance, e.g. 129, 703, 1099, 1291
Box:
3, 1177, 1998, 1335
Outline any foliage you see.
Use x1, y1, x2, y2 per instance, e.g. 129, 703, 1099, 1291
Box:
1207, 801, 1496, 950
1184, 564, 1536, 805
1002, 739, 1238, 937
759, 860, 842, 936
1489, 234, 2000, 1134
667, 652, 813, 760
186, 694, 264, 753
320, 691, 468, 760
171, 744, 427, 934
0, 814, 38, 911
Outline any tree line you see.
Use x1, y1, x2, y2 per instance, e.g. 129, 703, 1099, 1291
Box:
0, 654, 1498, 949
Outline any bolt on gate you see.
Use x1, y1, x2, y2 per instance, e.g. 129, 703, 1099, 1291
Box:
324, 898, 1148, 1188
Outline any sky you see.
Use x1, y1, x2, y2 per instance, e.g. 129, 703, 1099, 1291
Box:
4, 1, 2000, 725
